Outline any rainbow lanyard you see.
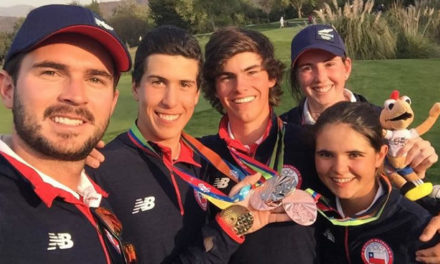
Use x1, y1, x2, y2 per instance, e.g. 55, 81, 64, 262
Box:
225, 116, 285, 182
128, 123, 248, 209
305, 176, 391, 226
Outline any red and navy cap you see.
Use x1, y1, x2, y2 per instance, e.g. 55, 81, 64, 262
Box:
291, 24, 346, 67
5, 4, 131, 73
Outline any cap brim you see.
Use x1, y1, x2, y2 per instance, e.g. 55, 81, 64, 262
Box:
292, 44, 346, 67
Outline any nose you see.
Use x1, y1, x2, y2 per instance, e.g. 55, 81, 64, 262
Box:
58, 78, 88, 105
234, 73, 250, 93
161, 84, 178, 108
313, 64, 328, 83
333, 156, 349, 175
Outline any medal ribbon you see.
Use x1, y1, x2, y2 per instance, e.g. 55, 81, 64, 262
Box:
305, 176, 391, 226
128, 124, 248, 209
226, 117, 285, 182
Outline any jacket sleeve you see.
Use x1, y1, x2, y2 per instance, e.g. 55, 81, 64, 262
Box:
170, 218, 242, 264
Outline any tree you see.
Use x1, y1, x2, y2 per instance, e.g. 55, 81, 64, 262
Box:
289, 0, 314, 18
149, 0, 189, 29
0, 18, 24, 66
84, 0, 102, 17
109, 0, 153, 46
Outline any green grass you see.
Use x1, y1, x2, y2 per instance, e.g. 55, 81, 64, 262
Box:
1, 24, 439, 181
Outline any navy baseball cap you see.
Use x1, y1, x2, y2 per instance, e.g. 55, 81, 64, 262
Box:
5, 4, 131, 73
291, 24, 346, 67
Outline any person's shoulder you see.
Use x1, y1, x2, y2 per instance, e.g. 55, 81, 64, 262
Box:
280, 106, 302, 125
200, 134, 221, 147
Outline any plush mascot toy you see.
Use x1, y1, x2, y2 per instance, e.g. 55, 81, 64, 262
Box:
380, 90, 440, 201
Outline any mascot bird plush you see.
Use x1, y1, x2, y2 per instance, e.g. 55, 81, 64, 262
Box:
380, 90, 440, 201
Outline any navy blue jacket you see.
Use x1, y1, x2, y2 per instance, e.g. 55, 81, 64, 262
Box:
201, 113, 325, 264
89, 132, 240, 264
315, 177, 439, 264
0, 152, 123, 264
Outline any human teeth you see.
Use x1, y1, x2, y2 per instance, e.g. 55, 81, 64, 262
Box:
332, 178, 353, 183
159, 114, 179, 121
313, 85, 332, 93
234, 96, 255, 103
53, 116, 83, 126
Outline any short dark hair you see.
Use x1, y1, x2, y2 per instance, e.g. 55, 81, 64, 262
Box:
3, 52, 26, 86
314, 101, 385, 152
132, 25, 203, 88
203, 27, 285, 113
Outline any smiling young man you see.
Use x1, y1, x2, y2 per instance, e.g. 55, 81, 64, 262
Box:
201, 27, 322, 264
0, 5, 133, 263
89, 25, 289, 263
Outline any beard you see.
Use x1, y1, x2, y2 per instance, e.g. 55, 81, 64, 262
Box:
12, 92, 109, 161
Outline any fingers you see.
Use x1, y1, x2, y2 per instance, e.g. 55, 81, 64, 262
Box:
267, 212, 291, 223
399, 137, 438, 177
85, 148, 105, 169
229, 173, 261, 198
416, 243, 440, 264
420, 215, 440, 242
96, 140, 106, 149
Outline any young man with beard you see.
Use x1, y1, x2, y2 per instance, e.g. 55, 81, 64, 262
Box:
201, 27, 322, 263
89, 25, 289, 264
0, 5, 134, 264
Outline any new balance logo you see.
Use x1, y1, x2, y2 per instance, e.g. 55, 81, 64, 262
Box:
47, 233, 74, 250
213, 177, 230, 189
317, 28, 334, 41
132, 196, 156, 214
94, 17, 114, 31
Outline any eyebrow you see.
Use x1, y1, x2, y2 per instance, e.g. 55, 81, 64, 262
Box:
218, 64, 262, 76
147, 75, 195, 83
32, 61, 113, 81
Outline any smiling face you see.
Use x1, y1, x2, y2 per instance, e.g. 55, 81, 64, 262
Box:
296, 49, 351, 110
315, 123, 387, 212
215, 52, 276, 127
0, 34, 118, 161
133, 54, 200, 147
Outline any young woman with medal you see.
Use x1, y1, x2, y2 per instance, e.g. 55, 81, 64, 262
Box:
281, 24, 440, 262
311, 101, 440, 264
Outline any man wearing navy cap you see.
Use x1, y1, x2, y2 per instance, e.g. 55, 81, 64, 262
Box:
0, 5, 134, 263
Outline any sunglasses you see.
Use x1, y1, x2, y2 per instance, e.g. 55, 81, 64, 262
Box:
92, 207, 137, 264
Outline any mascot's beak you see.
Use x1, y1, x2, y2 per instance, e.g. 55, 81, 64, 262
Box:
389, 112, 413, 121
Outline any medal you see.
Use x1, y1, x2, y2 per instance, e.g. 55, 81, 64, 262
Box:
282, 189, 317, 226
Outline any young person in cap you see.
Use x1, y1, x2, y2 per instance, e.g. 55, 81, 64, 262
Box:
0, 4, 135, 264
88, 25, 290, 264
280, 23, 440, 263
201, 26, 322, 264
280, 24, 437, 179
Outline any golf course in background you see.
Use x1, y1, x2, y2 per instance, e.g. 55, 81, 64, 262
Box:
1, 23, 439, 181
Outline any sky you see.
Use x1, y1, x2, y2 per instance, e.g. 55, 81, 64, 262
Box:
0, 0, 116, 8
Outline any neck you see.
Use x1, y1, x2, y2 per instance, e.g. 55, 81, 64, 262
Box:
307, 93, 349, 120
11, 134, 84, 192
138, 126, 181, 160
229, 111, 271, 146
339, 181, 379, 217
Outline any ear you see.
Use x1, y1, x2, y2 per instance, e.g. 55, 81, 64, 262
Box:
375, 144, 388, 168
194, 89, 200, 105
110, 89, 119, 115
268, 77, 277, 90
132, 81, 139, 102
344, 57, 352, 80
0, 70, 14, 109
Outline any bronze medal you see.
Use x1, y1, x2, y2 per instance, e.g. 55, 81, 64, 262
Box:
282, 189, 317, 226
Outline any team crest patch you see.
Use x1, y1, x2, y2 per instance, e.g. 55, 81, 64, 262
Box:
194, 190, 208, 211
281, 165, 302, 188
361, 238, 393, 264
